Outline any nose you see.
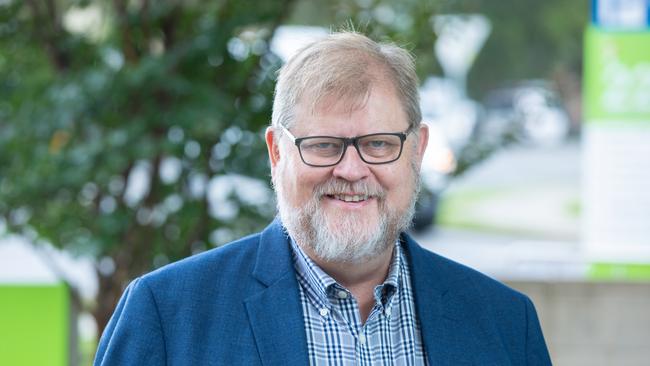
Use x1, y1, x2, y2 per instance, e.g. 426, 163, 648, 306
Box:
331, 145, 370, 181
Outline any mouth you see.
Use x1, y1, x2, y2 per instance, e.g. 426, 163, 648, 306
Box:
327, 194, 371, 203
322, 193, 378, 210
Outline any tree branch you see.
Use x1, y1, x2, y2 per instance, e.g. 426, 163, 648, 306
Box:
44, 0, 60, 33
160, 6, 178, 51
24, 0, 69, 71
113, 0, 139, 63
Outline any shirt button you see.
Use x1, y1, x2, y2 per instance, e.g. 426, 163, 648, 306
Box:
319, 308, 329, 317
384, 307, 391, 317
358, 334, 367, 345
337, 290, 348, 299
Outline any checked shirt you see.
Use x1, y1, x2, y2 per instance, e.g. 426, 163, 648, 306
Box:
290, 239, 429, 366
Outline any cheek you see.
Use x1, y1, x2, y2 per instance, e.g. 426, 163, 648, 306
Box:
277, 157, 329, 201
377, 164, 416, 205
299, 170, 331, 197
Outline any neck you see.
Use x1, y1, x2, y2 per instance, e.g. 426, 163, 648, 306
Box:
299, 242, 394, 290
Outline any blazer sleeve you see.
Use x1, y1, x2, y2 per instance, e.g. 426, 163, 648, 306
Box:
93, 278, 166, 366
524, 296, 553, 365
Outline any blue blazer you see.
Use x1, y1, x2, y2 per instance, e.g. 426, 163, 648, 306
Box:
94, 220, 551, 365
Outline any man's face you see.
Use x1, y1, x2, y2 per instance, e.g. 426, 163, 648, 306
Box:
267, 81, 428, 264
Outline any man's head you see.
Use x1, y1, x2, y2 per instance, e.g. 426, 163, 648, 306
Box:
266, 32, 428, 264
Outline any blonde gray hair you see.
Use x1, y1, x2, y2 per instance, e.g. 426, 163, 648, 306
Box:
271, 31, 421, 132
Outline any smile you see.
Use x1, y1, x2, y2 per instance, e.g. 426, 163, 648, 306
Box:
328, 194, 371, 202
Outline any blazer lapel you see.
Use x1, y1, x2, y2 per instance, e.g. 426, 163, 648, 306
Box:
403, 234, 473, 366
244, 220, 309, 366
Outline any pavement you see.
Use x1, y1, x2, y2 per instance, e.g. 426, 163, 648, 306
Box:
410, 140, 588, 281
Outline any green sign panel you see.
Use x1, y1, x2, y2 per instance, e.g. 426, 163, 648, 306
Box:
584, 26, 650, 123
0, 284, 69, 366
588, 262, 650, 281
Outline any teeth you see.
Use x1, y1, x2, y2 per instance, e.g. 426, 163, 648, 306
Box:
333, 194, 369, 202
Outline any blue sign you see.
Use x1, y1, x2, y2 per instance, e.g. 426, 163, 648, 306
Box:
592, 0, 650, 29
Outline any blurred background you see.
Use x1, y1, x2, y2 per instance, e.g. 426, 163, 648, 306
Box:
1, 0, 649, 365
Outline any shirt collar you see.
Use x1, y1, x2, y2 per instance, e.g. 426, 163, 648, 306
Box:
290, 238, 403, 309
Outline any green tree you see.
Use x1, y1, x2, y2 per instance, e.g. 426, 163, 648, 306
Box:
0, 0, 295, 335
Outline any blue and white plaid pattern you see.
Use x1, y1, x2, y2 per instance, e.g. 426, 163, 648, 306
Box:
290, 239, 429, 365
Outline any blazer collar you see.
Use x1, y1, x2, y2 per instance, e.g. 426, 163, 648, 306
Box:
252, 218, 294, 286
245, 218, 310, 366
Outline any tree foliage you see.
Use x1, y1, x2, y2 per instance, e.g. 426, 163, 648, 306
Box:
0, 0, 295, 333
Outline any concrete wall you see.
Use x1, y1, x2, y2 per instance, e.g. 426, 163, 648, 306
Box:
508, 281, 650, 366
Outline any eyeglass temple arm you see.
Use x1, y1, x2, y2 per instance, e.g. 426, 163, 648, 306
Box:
280, 125, 298, 144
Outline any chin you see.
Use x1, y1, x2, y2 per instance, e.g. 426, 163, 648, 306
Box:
309, 207, 391, 263
323, 208, 379, 235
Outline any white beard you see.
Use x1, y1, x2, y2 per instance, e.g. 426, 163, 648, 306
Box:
273, 160, 419, 264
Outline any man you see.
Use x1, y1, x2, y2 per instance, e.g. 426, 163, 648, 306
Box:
94, 32, 552, 365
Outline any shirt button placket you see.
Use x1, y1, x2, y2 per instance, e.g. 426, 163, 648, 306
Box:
357, 331, 367, 366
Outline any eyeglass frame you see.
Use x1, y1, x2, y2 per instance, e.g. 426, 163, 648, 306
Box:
279, 125, 413, 167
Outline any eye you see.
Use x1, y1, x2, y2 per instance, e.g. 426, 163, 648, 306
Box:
368, 140, 388, 148
362, 138, 396, 149
300, 138, 343, 157
314, 142, 337, 149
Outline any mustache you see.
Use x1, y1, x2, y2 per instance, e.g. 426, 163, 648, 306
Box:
313, 178, 386, 199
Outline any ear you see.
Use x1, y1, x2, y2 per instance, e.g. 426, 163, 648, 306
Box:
265, 126, 281, 168
415, 123, 429, 164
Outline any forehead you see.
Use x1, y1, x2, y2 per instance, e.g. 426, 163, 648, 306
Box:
293, 82, 409, 135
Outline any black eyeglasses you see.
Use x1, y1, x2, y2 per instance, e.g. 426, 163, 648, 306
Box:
280, 125, 411, 167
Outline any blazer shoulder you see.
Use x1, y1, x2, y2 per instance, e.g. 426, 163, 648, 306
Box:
442, 251, 526, 299
405, 235, 530, 304
140, 231, 263, 290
